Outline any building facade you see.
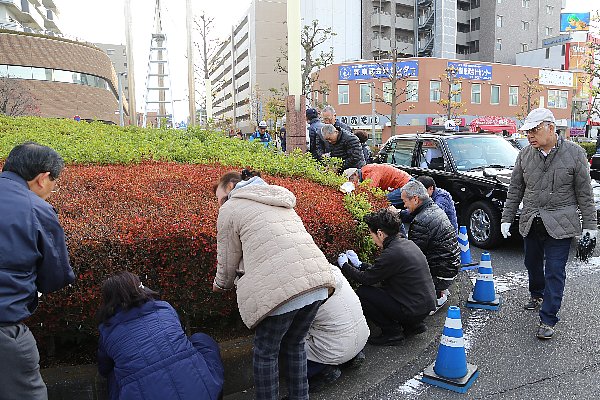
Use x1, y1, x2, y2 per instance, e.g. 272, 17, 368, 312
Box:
315, 57, 573, 144
0, 0, 60, 35
94, 43, 130, 110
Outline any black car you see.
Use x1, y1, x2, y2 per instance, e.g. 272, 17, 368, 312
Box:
374, 132, 520, 249
506, 137, 529, 150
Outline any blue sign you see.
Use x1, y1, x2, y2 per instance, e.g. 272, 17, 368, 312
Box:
338, 61, 419, 81
447, 62, 492, 81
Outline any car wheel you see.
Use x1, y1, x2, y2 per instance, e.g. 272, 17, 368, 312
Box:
466, 201, 502, 249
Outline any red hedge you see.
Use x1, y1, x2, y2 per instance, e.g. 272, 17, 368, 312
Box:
29, 162, 387, 356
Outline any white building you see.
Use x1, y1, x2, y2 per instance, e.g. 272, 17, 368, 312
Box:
0, 0, 61, 35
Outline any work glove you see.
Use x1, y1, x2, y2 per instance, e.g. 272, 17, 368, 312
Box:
337, 253, 348, 268
501, 222, 511, 239
346, 250, 362, 268
582, 229, 598, 239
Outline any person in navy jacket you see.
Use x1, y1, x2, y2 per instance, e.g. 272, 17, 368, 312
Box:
97, 271, 224, 400
0, 142, 75, 399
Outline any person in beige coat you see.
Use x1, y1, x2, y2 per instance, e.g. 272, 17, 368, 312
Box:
212, 170, 336, 400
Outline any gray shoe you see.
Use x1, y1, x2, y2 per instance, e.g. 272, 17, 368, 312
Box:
524, 297, 543, 310
536, 323, 554, 340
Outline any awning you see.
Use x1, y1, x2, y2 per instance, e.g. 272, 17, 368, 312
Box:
469, 116, 517, 134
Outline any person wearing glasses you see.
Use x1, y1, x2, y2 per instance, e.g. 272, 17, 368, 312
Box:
501, 108, 596, 340
0, 142, 75, 399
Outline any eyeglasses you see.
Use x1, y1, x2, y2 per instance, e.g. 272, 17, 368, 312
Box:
50, 177, 59, 193
527, 123, 548, 136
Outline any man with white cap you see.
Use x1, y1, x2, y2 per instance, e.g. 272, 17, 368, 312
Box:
501, 108, 596, 340
249, 120, 272, 147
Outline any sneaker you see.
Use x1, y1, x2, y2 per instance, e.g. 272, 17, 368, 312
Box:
403, 322, 427, 337
536, 323, 554, 340
524, 297, 543, 310
367, 331, 405, 346
436, 290, 449, 307
308, 365, 342, 392
341, 350, 365, 370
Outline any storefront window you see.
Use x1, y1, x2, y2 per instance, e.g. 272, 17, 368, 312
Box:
407, 81, 419, 102
491, 85, 500, 104
471, 83, 481, 104
360, 83, 371, 104
430, 81, 441, 102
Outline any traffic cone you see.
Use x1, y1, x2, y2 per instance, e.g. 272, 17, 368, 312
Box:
458, 226, 478, 269
466, 252, 501, 311
421, 306, 479, 393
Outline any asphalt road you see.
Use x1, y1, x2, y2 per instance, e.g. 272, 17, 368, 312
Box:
226, 236, 600, 400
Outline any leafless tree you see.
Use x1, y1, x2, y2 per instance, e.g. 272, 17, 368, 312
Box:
0, 78, 39, 116
516, 75, 543, 123
194, 13, 223, 122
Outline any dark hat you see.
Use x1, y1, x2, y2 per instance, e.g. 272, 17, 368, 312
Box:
306, 108, 318, 120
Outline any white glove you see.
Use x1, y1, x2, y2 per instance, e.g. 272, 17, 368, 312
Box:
582, 229, 598, 239
346, 250, 362, 268
501, 222, 511, 239
337, 253, 348, 268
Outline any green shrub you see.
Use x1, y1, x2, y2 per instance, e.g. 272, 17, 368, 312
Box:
577, 141, 597, 159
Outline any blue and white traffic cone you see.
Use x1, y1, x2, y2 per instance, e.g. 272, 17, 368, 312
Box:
466, 252, 501, 311
458, 226, 478, 269
421, 306, 479, 393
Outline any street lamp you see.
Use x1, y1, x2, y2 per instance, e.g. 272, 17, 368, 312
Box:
117, 72, 127, 127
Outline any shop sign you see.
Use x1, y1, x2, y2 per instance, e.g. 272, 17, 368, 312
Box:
338, 61, 419, 81
447, 62, 492, 81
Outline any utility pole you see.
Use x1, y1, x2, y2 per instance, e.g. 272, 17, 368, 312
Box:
124, 0, 137, 125
186, 0, 196, 126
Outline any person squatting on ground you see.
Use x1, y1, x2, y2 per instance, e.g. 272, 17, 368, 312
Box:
306, 108, 329, 161
338, 208, 436, 346
400, 180, 460, 308
0, 142, 75, 400
212, 170, 336, 400
96, 271, 224, 400
305, 266, 370, 392
501, 108, 597, 340
249, 121, 272, 147
343, 164, 412, 208
353, 130, 373, 164
321, 124, 365, 171
321, 105, 352, 138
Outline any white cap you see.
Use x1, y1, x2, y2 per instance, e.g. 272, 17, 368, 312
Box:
520, 108, 556, 131
258, 120, 267, 128
342, 168, 358, 179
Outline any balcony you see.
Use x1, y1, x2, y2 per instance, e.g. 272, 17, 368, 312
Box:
372, 37, 392, 52
44, 8, 59, 31
41, 0, 57, 9
396, 37, 415, 55
371, 12, 392, 28
395, 14, 413, 30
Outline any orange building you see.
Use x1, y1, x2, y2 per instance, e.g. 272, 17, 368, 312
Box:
313, 57, 573, 145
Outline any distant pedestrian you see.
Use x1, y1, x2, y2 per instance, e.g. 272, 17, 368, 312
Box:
306, 108, 329, 161
279, 126, 287, 152
501, 108, 596, 340
321, 124, 365, 171
354, 130, 374, 164
0, 142, 75, 399
342, 164, 412, 208
213, 170, 336, 400
249, 121, 272, 147
338, 208, 435, 346
97, 271, 224, 400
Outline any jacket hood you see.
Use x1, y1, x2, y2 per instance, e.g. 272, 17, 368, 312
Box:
229, 178, 296, 209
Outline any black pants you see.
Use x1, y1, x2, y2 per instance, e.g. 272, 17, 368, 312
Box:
356, 286, 426, 334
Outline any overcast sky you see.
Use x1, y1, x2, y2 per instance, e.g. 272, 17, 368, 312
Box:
55, 0, 596, 122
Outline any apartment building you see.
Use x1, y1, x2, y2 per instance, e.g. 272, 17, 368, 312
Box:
0, 0, 61, 35
95, 43, 130, 109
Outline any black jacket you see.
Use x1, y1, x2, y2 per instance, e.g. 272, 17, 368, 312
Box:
408, 198, 460, 279
308, 117, 329, 161
341, 235, 436, 317
330, 130, 366, 170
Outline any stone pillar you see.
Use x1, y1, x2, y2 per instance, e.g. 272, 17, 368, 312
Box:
285, 95, 306, 153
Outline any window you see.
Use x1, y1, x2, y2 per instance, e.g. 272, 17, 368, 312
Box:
471, 17, 480, 31
471, 83, 481, 104
418, 142, 445, 170
509, 86, 519, 106
360, 83, 371, 103
106, 49, 115, 55
496, 39, 502, 51
545, 48, 550, 59
323, 92, 328, 104
385, 139, 417, 166
522, 21, 529, 31
469, 40, 480, 53
407, 81, 419, 102
561, 45, 566, 56
451, 82, 462, 103
522, 0, 529, 7
497, 0, 501, 3
430, 81, 441, 102
497, 16, 503, 27
470, 0, 480, 9
338, 84, 349, 104
545, 26, 553, 36
7, 65, 32, 79
546, 5, 553, 14
383, 82, 393, 103
521, 43, 529, 52
491, 85, 500, 104
548, 89, 568, 109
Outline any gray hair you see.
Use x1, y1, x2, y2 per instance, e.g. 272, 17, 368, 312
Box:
2, 142, 64, 181
322, 105, 336, 115
321, 124, 337, 137
402, 180, 429, 201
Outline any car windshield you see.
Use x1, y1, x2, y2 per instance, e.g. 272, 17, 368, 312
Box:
446, 136, 519, 171
516, 138, 529, 148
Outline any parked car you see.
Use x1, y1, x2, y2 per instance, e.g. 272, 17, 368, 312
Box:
374, 132, 520, 249
506, 137, 529, 150
590, 153, 600, 181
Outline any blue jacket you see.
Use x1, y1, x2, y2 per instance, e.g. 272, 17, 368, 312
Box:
0, 171, 74, 324
308, 117, 329, 161
98, 300, 224, 400
431, 188, 458, 232
249, 130, 272, 147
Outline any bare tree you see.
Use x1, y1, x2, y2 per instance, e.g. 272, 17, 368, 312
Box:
516, 74, 543, 123
0, 78, 39, 116
195, 13, 222, 123
275, 20, 335, 99
437, 65, 466, 122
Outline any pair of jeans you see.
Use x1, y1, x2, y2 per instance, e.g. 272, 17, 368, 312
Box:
523, 228, 572, 326
253, 300, 321, 400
